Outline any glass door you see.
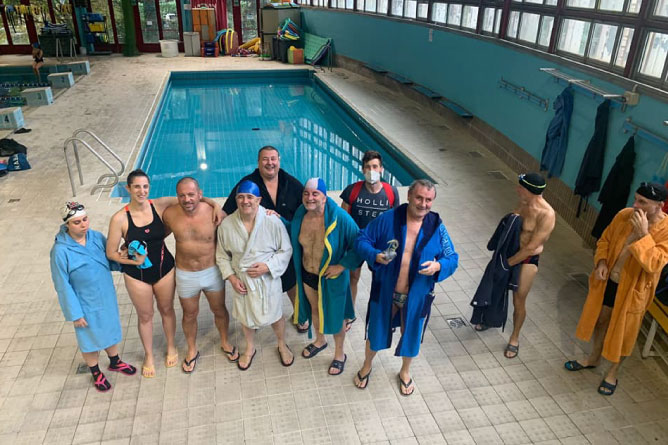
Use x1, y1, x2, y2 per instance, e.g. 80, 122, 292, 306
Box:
158, 0, 178, 40
240, 0, 257, 41
4, 0, 31, 45
137, 0, 159, 44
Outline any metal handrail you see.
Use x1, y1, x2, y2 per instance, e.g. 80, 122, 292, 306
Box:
63, 129, 125, 196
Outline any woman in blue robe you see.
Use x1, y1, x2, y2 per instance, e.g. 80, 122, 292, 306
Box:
50, 202, 137, 392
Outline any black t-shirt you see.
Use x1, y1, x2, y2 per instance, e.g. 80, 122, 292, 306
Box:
223, 169, 304, 221
340, 181, 400, 228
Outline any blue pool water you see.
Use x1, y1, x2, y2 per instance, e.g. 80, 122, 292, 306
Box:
118, 70, 428, 199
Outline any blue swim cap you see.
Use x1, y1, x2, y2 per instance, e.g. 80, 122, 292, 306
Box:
305, 177, 327, 195
236, 180, 261, 197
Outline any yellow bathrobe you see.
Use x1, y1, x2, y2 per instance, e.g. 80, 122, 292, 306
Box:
576, 208, 668, 362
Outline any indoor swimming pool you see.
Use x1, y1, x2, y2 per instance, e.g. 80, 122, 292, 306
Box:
117, 69, 428, 198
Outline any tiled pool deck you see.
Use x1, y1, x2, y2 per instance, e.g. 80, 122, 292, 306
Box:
0, 54, 666, 444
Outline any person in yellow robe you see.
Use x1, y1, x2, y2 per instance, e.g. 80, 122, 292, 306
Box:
565, 182, 668, 396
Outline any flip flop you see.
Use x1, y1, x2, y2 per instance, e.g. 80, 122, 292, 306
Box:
107, 360, 137, 376
182, 351, 200, 374
474, 324, 489, 332
165, 353, 179, 368
398, 375, 414, 396
504, 343, 519, 359
598, 378, 618, 396
238, 350, 257, 371
278, 346, 294, 367
93, 372, 112, 392
564, 360, 596, 371
222, 346, 239, 362
328, 355, 347, 376
355, 368, 372, 389
141, 365, 155, 378
344, 317, 357, 333
302, 342, 328, 359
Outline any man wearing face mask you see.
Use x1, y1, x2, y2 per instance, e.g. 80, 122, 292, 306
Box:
340, 151, 400, 331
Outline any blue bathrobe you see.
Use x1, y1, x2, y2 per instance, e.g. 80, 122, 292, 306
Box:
50, 226, 122, 353
290, 197, 361, 335
356, 205, 458, 357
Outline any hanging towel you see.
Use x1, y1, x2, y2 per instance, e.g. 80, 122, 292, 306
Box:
575, 100, 611, 216
540, 87, 574, 178
591, 136, 636, 239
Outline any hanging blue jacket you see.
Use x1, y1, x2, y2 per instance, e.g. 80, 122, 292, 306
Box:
355, 205, 458, 357
540, 87, 574, 178
470, 213, 522, 330
50, 226, 122, 353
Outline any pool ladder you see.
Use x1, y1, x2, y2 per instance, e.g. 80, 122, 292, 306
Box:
63, 129, 125, 197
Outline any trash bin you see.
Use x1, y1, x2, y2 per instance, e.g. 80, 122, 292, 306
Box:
159, 40, 179, 58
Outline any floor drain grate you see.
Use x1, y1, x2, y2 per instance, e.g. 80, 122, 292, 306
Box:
569, 273, 589, 288
446, 317, 467, 328
439, 149, 447, 152
487, 171, 508, 180
468, 151, 482, 158
76, 363, 89, 374
8, 198, 20, 203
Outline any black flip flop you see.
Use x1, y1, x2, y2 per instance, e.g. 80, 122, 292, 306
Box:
355, 368, 372, 389
474, 324, 489, 332
296, 322, 309, 334
598, 378, 618, 396
182, 351, 200, 374
222, 346, 239, 362
398, 375, 414, 396
345, 317, 357, 332
564, 360, 596, 371
237, 350, 257, 371
302, 342, 328, 359
278, 345, 294, 367
328, 354, 347, 376
504, 343, 519, 359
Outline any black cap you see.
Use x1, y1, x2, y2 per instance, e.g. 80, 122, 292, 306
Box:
518, 172, 546, 195
637, 182, 668, 202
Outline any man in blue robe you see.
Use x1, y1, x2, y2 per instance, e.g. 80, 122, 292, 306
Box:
290, 178, 361, 375
354, 180, 458, 395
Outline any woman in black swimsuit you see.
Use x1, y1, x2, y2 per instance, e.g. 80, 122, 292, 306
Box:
107, 169, 223, 377
32, 42, 44, 82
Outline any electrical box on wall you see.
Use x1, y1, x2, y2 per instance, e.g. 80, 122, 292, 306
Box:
623, 90, 640, 106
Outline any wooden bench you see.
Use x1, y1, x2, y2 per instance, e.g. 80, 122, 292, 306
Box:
642, 299, 668, 359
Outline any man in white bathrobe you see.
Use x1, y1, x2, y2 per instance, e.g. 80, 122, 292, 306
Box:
217, 180, 294, 370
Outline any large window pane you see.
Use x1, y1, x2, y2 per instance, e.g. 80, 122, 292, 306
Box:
405, 0, 417, 17
599, 0, 624, 11
566, 0, 595, 8
138, 0, 159, 43
507, 11, 520, 38
518, 12, 540, 43
417, 2, 428, 18
639, 31, 668, 78
432, 3, 447, 22
447, 4, 462, 26
525, 0, 542, 4
357, 0, 365, 10
538, 16, 554, 47
655, 0, 668, 16
391, 0, 404, 15
4, 0, 29, 44
462, 5, 478, 29
346, 0, 354, 9
365, 0, 377, 11
494, 10, 501, 34
378, 0, 389, 13
614, 27, 634, 68
240, 0, 257, 40
545, 0, 557, 5
111, 0, 125, 43
482, 8, 495, 32
558, 18, 591, 56
588, 23, 618, 64
628, 0, 641, 13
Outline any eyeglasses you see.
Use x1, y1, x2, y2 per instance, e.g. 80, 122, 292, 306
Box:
63, 202, 85, 221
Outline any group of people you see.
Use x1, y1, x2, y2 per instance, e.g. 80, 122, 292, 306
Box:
51, 145, 668, 398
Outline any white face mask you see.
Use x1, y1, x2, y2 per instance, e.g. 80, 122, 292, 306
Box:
364, 170, 381, 184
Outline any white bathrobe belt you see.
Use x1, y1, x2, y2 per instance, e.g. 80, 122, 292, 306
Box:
239, 271, 269, 314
